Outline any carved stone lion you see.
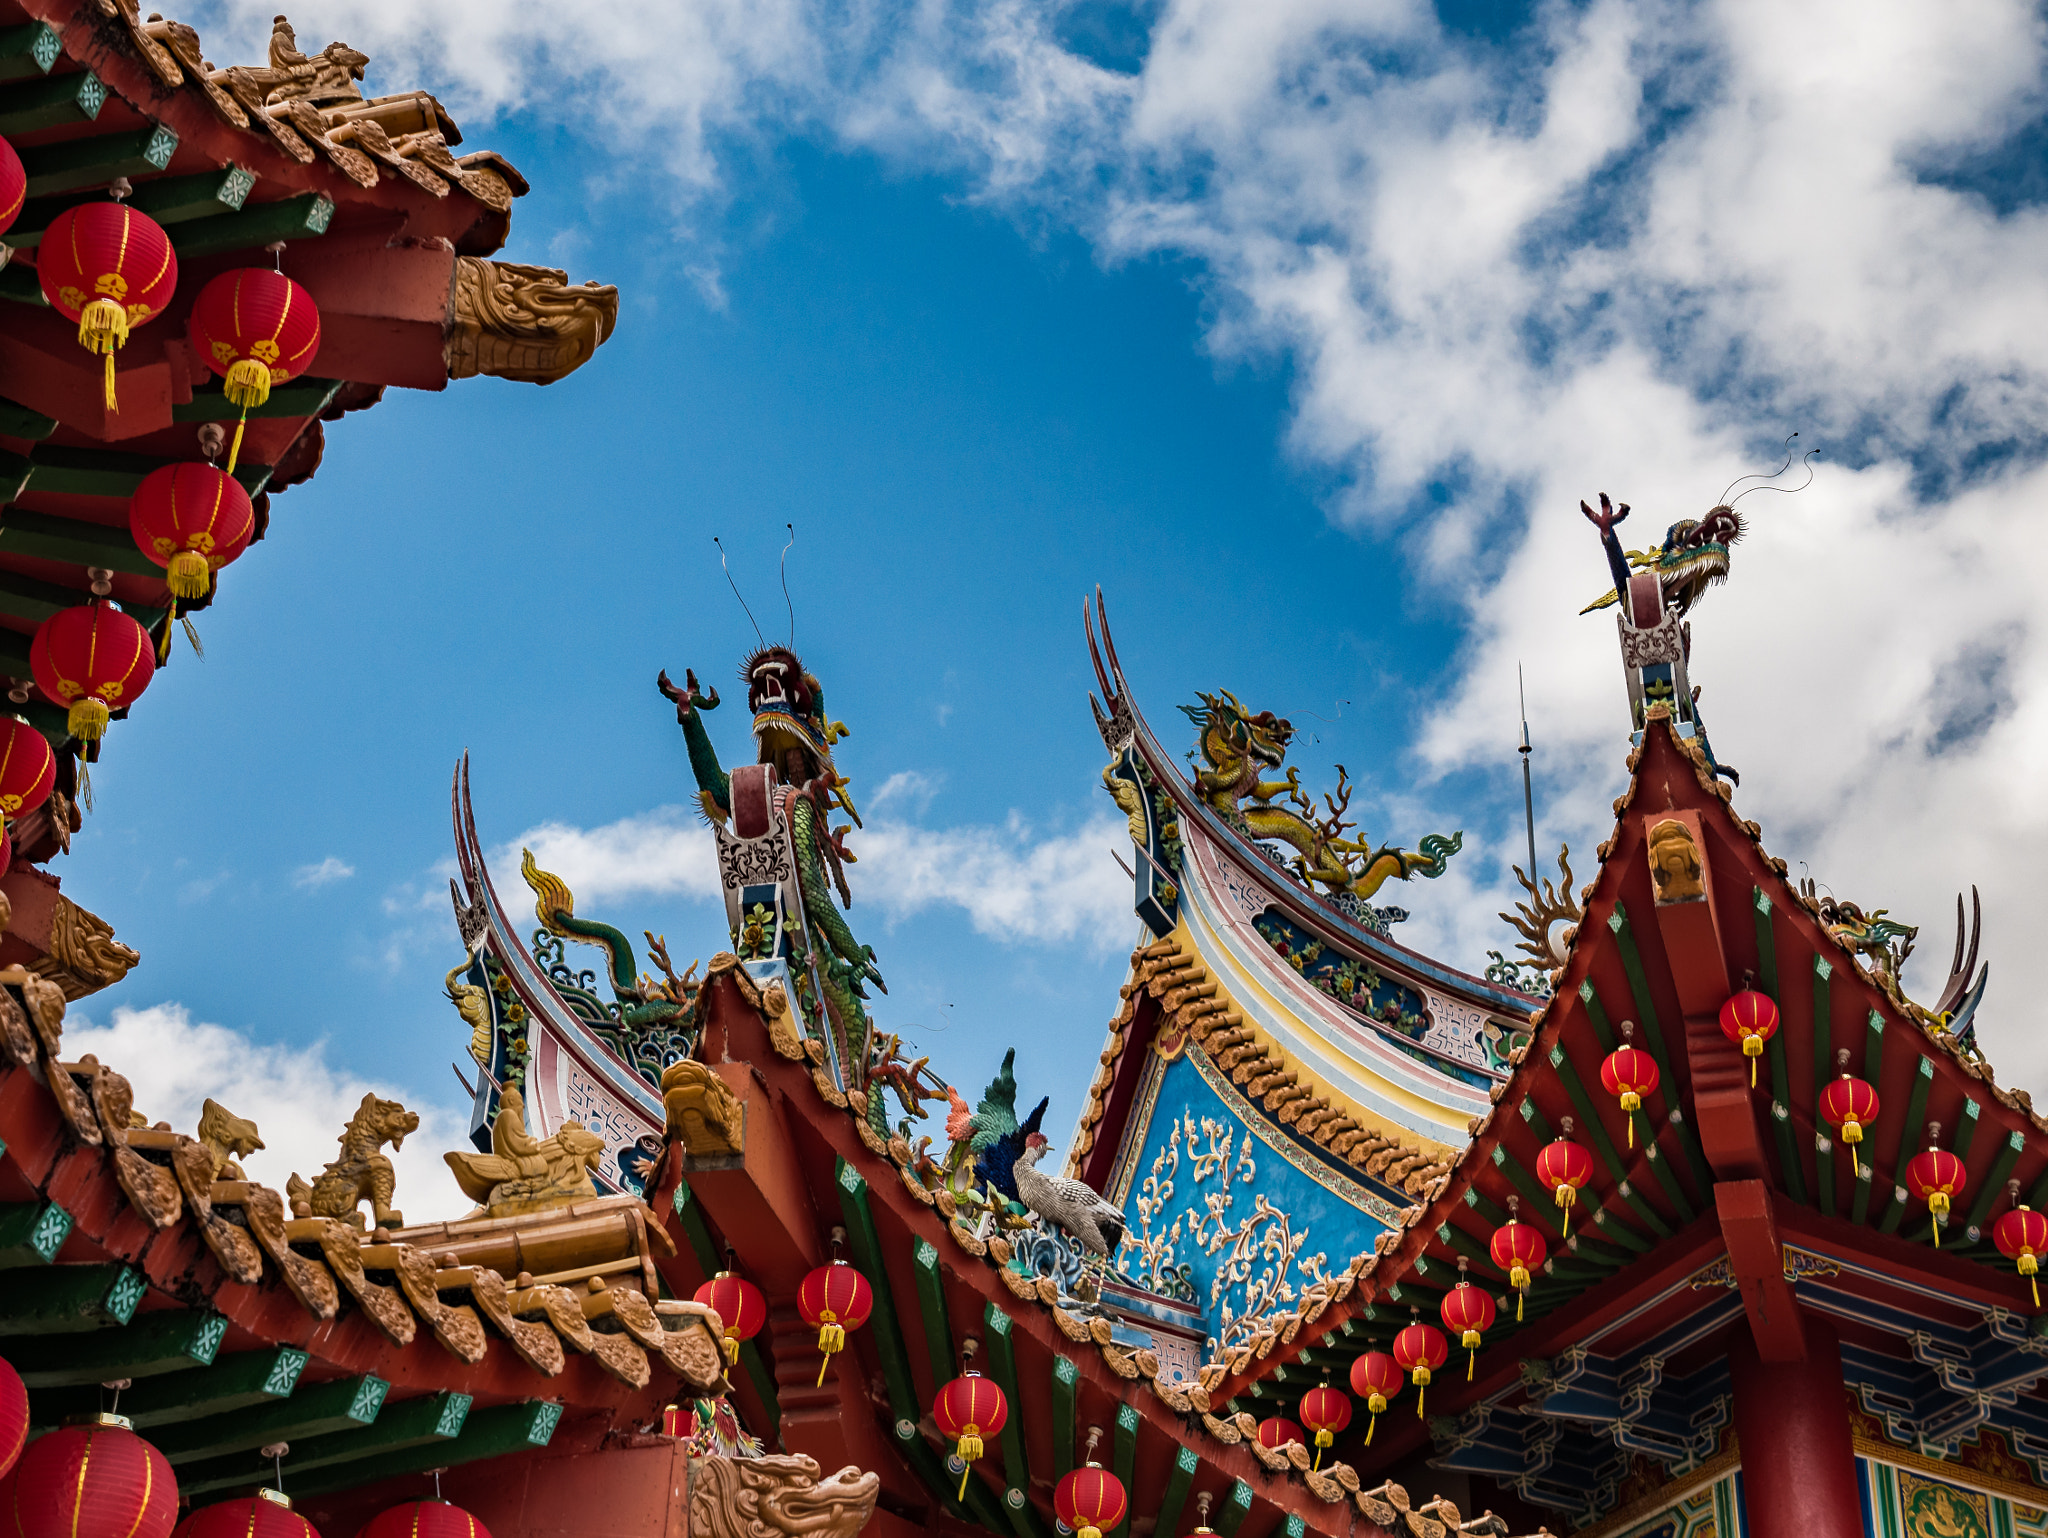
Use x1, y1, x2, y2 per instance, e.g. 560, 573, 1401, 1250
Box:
661, 1060, 744, 1157
287, 1091, 418, 1228
687, 1455, 878, 1538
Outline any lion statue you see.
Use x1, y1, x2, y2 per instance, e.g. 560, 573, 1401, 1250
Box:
197, 1097, 264, 1182
287, 1091, 418, 1229
688, 1455, 878, 1538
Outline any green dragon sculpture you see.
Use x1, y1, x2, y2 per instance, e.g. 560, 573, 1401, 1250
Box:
519, 849, 699, 1032
1179, 689, 1461, 900
657, 647, 884, 1073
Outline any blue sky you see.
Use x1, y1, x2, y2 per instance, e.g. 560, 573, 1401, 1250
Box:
64, 0, 2048, 1209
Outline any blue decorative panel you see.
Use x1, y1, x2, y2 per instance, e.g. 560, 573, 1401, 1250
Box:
1110, 1044, 1406, 1347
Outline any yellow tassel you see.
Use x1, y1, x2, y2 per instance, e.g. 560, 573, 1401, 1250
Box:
1467, 1350, 1475, 1381
1516, 1287, 1525, 1322
722, 1336, 739, 1365
224, 357, 272, 410
1417, 1379, 1427, 1419
67, 697, 109, 744
1314, 1428, 1330, 1469
955, 1435, 981, 1500
1366, 1411, 1377, 1446
167, 551, 210, 602
226, 410, 248, 475
814, 1321, 844, 1384
78, 298, 128, 411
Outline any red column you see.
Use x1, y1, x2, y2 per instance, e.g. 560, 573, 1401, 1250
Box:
1729, 1312, 1862, 1538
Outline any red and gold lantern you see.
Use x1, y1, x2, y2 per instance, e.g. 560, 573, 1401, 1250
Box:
0, 1355, 26, 1480
129, 462, 255, 605
0, 135, 24, 238
1439, 1263, 1496, 1380
1598, 1022, 1659, 1148
1349, 1351, 1402, 1445
358, 1501, 491, 1538
932, 1372, 1007, 1501
1489, 1200, 1547, 1320
1718, 987, 1778, 1088
796, 1259, 872, 1386
173, 1490, 319, 1538
8, 1414, 177, 1538
30, 602, 154, 757
1817, 1049, 1880, 1176
1392, 1318, 1448, 1419
1298, 1384, 1350, 1469
1994, 1183, 2048, 1309
1534, 1125, 1595, 1238
189, 268, 321, 473
1053, 1464, 1126, 1538
0, 715, 55, 831
1907, 1130, 1968, 1250
1254, 1416, 1302, 1452
36, 203, 177, 411
692, 1271, 767, 1364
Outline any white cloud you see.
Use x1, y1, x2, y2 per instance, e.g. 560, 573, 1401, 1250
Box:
477, 795, 1132, 949
493, 806, 721, 904
855, 811, 1135, 947
293, 856, 356, 889
64, 1003, 470, 1223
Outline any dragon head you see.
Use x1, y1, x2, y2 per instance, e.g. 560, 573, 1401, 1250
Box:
741, 645, 858, 812
1182, 689, 1294, 770
1582, 502, 1746, 618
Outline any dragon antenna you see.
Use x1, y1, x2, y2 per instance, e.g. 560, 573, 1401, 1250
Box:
1718, 432, 1800, 506
779, 522, 796, 649
1730, 448, 1820, 507
1518, 664, 1537, 879
712, 536, 765, 649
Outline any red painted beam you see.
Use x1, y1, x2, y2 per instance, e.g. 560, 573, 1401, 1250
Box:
1714, 1179, 1804, 1362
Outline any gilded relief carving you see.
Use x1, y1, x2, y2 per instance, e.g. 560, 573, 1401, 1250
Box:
447, 259, 620, 385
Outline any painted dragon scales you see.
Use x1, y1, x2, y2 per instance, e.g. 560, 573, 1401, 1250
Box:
1178, 689, 1461, 901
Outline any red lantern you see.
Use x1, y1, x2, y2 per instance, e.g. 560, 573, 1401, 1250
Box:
36, 203, 177, 412
1718, 988, 1779, 1088
1298, 1384, 1350, 1469
1489, 1201, 1547, 1320
1053, 1465, 1126, 1538
795, 1260, 873, 1386
31, 603, 154, 758
358, 1501, 491, 1538
173, 1490, 319, 1538
1439, 1265, 1496, 1380
692, 1271, 767, 1363
8, 1414, 177, 1538
1598, 1022, 1659, 1148
189, 268, 321, 473
0, 1355, 25, 1480
1907, 1130, 1968, 1250
1254, 1416, 1302, 1451
128, 462, 255, 609
0, 135, 23, 238
1995, 1188, 2048, 1309
1391, 1319, 1448, 1419
1534, 1125, 1595, 1238
932, 1372, 1007, 1502
1817, 1050, 1881, 1176
0, 716, 55, 830
1349, 1351, 1402, 1445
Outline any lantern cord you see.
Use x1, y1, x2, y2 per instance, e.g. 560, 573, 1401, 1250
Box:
713, 537, 765, 648
779, 523, 796, 649
226, 409, 249, 476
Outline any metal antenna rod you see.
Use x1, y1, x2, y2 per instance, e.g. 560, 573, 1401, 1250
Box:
1518, 665, 1538, 878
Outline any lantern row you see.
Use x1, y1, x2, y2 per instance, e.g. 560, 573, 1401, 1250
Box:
0, 1356, 490, 1538
0, 131, 320, 445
